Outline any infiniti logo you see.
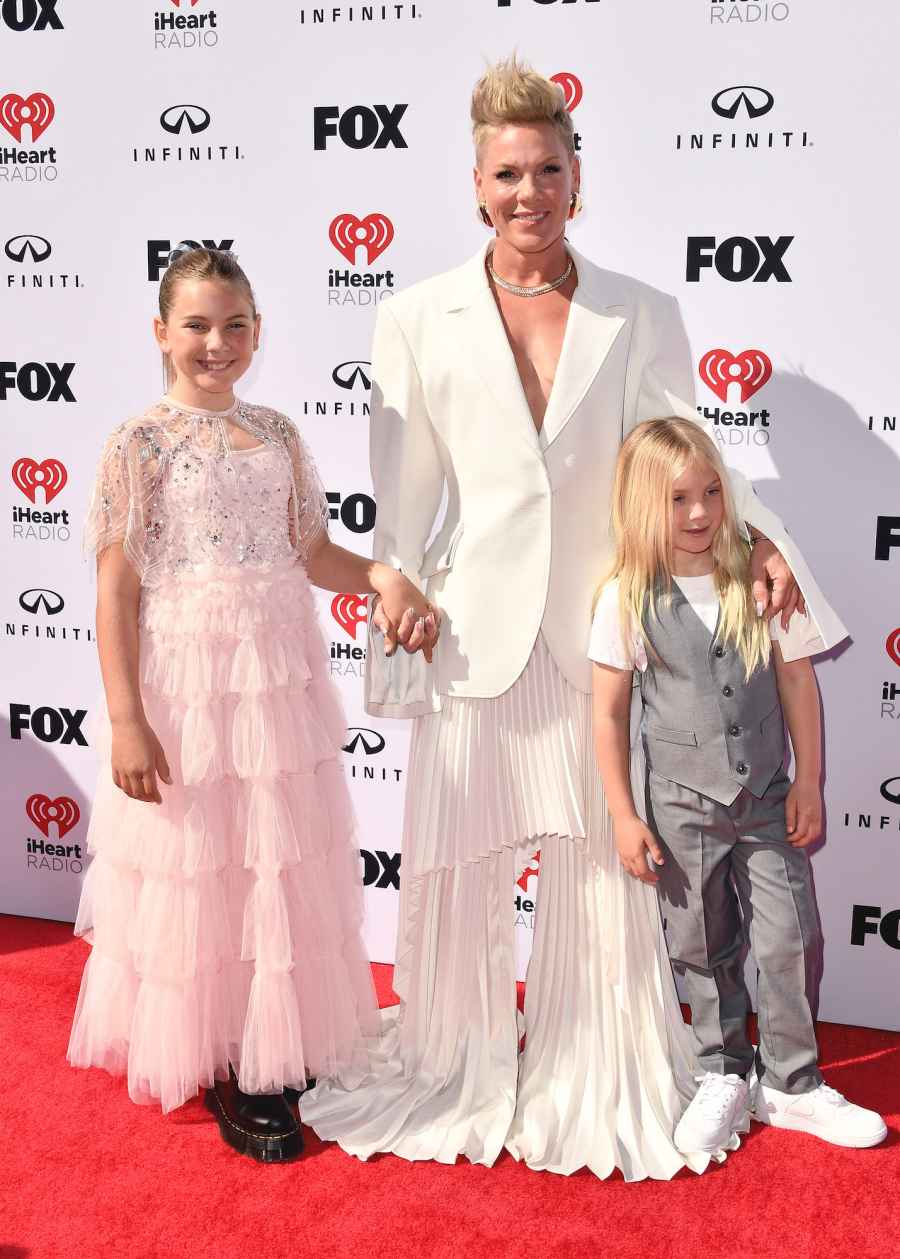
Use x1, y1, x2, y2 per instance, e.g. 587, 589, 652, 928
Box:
5, 234, 51, 264
159, 104, 211, 135
332, 361, 372, 392
881, 777, 900, 806
711, 85, 774, 121
19, 588, 64, 615
343, 727, 385, 756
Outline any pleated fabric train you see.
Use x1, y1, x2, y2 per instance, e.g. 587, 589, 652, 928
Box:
68, 562, 379, 1113
301, 635, 742, 1179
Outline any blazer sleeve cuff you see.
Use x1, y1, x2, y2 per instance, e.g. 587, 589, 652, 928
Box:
364, 609, 441, 718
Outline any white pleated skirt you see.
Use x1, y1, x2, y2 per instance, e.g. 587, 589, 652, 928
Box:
302, 635, 741, 1178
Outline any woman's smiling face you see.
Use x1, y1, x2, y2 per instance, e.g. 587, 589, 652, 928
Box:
474, 122, 579, 256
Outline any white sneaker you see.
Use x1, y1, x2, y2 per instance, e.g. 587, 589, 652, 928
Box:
675, 1072, 750, 1154
754, 1082, 888, 1148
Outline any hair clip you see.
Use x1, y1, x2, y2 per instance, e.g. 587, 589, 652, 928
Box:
166, 240, 200, 268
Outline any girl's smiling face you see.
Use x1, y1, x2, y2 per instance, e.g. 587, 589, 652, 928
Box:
154, 278, 259, 407
671, 460, 724, 565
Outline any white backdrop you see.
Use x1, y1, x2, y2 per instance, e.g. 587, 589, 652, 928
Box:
2, 0, 898, 1030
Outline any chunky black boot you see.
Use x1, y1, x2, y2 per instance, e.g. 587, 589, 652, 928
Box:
205, 1072, 303, 1163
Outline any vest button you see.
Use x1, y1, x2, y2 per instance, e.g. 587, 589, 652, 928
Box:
729, 724, 742, 737
722, 685, 734, 698
714, 646, 726, 658
736, 762, 748, 775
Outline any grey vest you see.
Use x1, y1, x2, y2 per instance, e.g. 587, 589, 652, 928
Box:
639, 586, 784, 806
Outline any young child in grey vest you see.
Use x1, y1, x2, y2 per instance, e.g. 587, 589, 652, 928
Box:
589, 417, 886, 1154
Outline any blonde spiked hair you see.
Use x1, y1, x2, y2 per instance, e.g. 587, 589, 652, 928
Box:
470, 56, 575, 157
602, 418, 771, 680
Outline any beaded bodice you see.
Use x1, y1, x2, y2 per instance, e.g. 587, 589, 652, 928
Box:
86, 398, 328, 586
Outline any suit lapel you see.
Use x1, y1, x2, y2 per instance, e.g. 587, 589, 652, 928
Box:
540, 244, 627, 449
444, 242, 629, 458
450, 250, 543, 460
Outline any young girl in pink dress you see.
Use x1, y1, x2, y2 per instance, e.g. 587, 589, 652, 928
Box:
67, 246, 436, 1162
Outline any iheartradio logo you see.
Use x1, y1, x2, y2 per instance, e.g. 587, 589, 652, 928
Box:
516, 849, 541, 893
699, 348, 772, 404
331, 592, 368, 640
26, 793, 80, 839
550, 72, 583, 113
11, 457, 67, 504
0, 91, 55, 143
329, 213, 394, 266
887, 629, 900, 668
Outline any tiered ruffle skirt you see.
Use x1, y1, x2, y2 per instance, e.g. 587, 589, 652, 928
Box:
67, 561, 378, 1113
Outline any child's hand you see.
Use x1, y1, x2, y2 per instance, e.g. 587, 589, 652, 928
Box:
614, 816, 665, 885
785, 779, 822, 847
375, 572, 440, 663
110, 718, 172, 805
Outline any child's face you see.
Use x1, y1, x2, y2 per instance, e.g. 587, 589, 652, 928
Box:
670, 459, 724, 558
154, 278, 259, 403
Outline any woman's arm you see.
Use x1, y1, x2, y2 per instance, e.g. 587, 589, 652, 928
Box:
365, 301, 448, 717
96, 544, 171, 804
772, 644, 823, 847
592, 663, 664, 885
628, 293, 847, 647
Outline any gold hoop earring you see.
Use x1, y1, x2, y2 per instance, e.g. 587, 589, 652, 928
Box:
477, 202, 494, 228
568, 192, 584, 220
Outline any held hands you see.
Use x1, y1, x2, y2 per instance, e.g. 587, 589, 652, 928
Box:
750, 537, 806, 632
111, 717, 172, 804
614, 815, 665, 885
372, 569, 441, 663
785, 779, 822, 847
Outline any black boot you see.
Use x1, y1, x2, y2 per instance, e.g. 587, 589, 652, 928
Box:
205, 1072, 303, 1163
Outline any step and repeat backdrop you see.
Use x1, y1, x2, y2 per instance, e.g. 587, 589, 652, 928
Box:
1, 0, 898, 1029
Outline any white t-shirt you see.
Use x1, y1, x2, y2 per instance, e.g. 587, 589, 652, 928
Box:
588, 573, 826, 672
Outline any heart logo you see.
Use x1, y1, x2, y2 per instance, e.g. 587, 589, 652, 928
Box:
887, 628, 900, 668
550, 72, 583, 113
331, 592, 368, 641
516, 849, 542, 893
11, 457, 68, 504
26, 794, 80, 839
699, 348, 772, 405
0, 92, 55, 143
328, 213, 394, 266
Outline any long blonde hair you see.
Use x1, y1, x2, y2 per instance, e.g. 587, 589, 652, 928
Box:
602, 418, 771, 679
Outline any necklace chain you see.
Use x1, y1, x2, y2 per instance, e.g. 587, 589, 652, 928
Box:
488, 253, 573, 298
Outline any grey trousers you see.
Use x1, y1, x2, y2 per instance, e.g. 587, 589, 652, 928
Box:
648, 768, 823, 1094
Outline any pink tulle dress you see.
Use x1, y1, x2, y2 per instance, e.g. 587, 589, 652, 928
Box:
67, 396, 377, 1113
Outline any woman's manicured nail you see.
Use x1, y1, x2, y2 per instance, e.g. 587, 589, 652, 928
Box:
755, 600, 765, 617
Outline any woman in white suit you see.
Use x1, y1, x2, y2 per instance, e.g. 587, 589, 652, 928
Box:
302, 59, 845, 1178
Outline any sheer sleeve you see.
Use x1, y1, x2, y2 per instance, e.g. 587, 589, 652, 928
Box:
84, 425, 135, 561
280, 417, 330, 563
83, 420, 163, 578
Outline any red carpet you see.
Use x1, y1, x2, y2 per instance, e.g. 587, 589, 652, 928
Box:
1, 914, 897, 1259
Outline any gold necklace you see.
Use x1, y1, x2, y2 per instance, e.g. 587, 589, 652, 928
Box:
488, 252, 573, 297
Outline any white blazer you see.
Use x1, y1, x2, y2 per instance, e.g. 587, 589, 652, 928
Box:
365, 242, 846, 718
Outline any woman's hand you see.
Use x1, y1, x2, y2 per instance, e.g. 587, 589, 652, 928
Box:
373, 569, 441, 662
110, 717, 172, 804
614, 815, 665, 885
750, 536, 806, 631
